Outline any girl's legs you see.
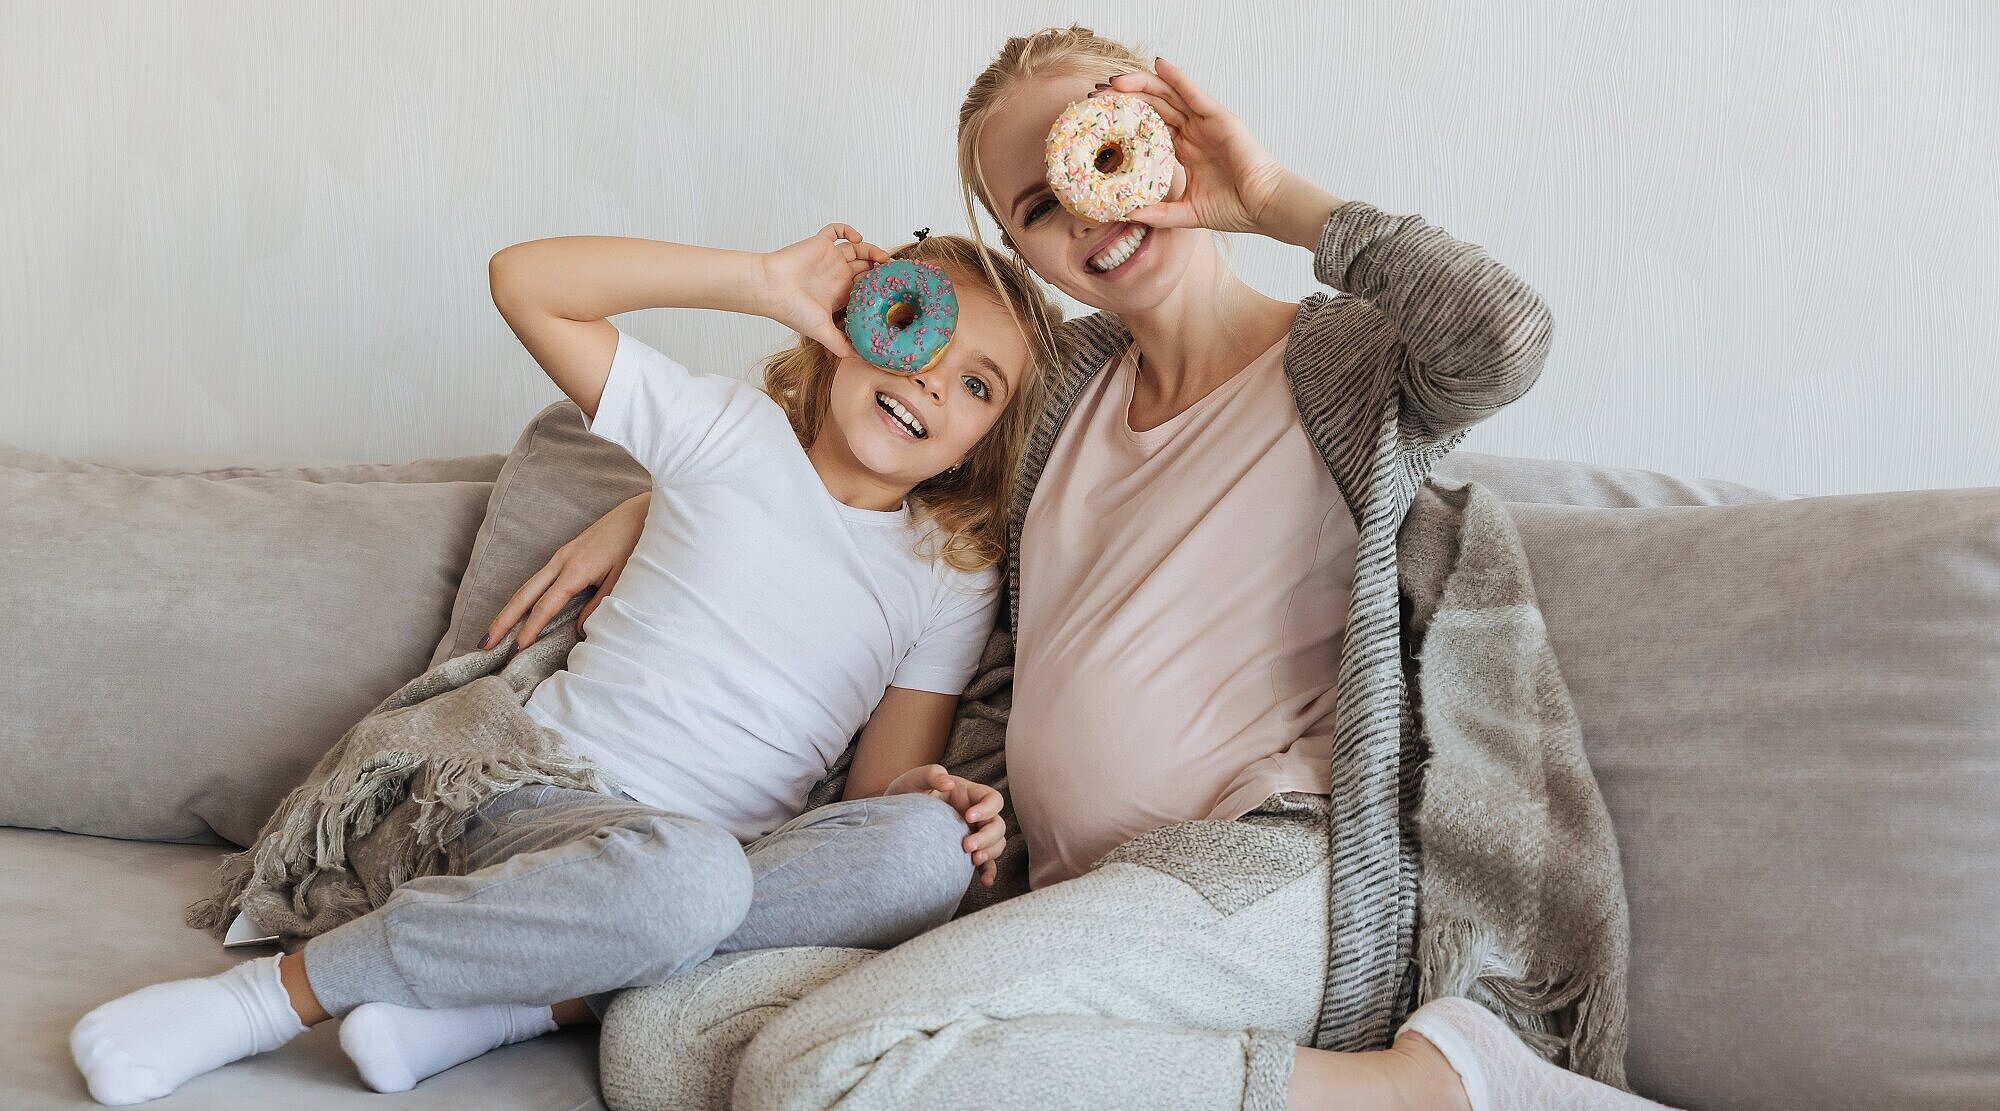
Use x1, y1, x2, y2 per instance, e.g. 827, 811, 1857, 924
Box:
341, 789, 972, 1093
71, 784, 754, 1104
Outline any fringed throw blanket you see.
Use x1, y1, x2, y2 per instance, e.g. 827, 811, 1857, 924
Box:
1399, 477, 1633, 1088
185, 593, 605, 940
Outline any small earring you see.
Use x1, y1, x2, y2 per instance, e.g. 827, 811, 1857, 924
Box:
946, 462, 963, 475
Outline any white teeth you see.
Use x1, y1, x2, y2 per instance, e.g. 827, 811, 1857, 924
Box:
1089, 226, 1147, 272
877, 393, 926, 438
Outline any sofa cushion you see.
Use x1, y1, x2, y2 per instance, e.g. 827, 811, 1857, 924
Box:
0, 453, 498, 846
0, 442, 505, 484
1432, 450, 1794, 507
427, 402, 651, 669
1504, 485, 2000, 1110
0, 827, 604, 1109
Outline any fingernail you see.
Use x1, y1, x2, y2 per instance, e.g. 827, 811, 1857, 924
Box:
479, 634, 493, 650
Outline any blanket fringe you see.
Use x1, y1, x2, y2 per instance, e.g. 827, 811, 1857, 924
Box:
184, 746, 602, 942
1416, 915, 1631, 1092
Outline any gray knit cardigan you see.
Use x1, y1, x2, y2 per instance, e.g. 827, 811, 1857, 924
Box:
972, 198, 1553, 1054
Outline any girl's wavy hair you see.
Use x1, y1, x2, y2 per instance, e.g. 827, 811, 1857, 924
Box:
761, 233, 1061, 574
956, 26, 1152, 254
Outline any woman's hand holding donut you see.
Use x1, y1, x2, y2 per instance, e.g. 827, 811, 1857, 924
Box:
1094, 58, 1341, 248
759, 224, 892, 359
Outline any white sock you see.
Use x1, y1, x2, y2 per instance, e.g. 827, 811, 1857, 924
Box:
70, 954, 308, 1106
1397, 996, 1674, 1111
338, 1001, 558, 1092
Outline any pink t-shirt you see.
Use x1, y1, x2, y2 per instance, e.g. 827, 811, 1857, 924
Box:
1008, 336, 1354, 888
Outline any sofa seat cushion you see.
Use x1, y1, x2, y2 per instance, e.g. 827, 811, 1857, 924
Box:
0, 827, 604, 1109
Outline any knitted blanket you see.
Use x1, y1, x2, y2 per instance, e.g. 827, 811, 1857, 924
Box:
186, 477, 1631, 1086
1399, 477, 1633, 1087
184, 593, 604, 941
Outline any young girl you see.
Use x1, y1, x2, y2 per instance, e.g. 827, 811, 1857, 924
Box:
69, 224, 1060, 1104
502, 27, 1677, 1111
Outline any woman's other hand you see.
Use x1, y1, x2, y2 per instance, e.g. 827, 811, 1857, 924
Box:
480, 490, 650, 652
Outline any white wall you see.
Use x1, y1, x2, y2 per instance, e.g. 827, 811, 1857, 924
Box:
2, 0, 1993, 495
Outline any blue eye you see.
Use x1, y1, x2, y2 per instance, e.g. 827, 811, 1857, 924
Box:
963, 375, 992, 401
1023, 198, 1055, 227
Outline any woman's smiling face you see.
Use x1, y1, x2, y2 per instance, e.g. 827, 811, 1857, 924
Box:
976, 72, 1196, 317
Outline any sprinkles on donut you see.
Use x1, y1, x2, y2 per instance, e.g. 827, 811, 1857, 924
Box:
1044, 91, 1179, 223
843, 258, 959, 373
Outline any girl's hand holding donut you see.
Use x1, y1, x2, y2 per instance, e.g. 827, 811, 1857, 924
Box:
759, 224, 892, 359
1092, 58, 1298, 239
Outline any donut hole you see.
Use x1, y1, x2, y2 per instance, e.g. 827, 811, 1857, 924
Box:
1093, 143, 1125, 175
883, 297, 920, 331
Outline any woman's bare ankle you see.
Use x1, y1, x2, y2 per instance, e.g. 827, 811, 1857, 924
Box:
1389, 1030, 1473, 1111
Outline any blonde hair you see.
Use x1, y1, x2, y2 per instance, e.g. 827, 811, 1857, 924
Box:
761, 233, 1060, 574
957, 26, 1151, 254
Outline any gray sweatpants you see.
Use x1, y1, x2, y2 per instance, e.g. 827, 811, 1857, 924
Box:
301, 783, 974, 1018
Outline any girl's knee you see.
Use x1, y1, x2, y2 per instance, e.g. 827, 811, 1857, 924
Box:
878, 793, 974, 884
620, 815, 754, 957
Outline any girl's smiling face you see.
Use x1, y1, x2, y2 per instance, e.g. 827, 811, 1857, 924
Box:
820, 271, 1029, 493
977, 72, 1197, 316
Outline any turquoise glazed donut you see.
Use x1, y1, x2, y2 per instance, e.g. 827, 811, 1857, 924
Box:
843, 259, 958, 373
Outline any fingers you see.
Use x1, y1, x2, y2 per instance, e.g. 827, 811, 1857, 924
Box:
516, 572, 588, 649
812, 320, 860, 361
824, 222, 867, 247
1101, 71, 1194, 127
1093, 83, 1188, 132
481, 561, 562, 649
964, 822, 1005, 859
855, 241, 891, 265
1152, 56, 1227, 117
1124, 199, 1202, 230
576, 564, 620, 636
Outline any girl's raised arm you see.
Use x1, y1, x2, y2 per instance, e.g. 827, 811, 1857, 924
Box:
488, 225, 889, 418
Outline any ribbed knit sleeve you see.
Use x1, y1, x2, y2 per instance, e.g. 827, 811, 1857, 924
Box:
1311, 199, 1553, 439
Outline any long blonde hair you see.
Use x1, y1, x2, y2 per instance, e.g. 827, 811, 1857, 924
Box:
761, 234, 1060, 574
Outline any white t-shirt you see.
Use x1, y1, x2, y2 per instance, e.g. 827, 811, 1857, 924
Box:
522, 329, 999, 841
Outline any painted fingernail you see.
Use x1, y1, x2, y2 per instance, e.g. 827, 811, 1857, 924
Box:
479, 634, 493, 650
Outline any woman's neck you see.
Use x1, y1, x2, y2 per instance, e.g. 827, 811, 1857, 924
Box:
1117, 244, 1299, 416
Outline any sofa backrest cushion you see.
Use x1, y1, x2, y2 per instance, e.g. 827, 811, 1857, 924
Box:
0, 448, 502, 846
1433, 450, 1795, 506
1506, 486, 2000, 1110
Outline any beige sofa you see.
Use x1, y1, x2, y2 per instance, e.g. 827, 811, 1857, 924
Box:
5, 404, 1996, 1110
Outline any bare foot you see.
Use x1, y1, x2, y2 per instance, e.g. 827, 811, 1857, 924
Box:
1387, 1028, 1475, 1111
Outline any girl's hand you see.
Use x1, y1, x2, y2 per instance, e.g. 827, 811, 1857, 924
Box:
480, 490, 649, 652
758, 224, 892, 360
1091, 57, 1292, 237
883, 764, 1008, 888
